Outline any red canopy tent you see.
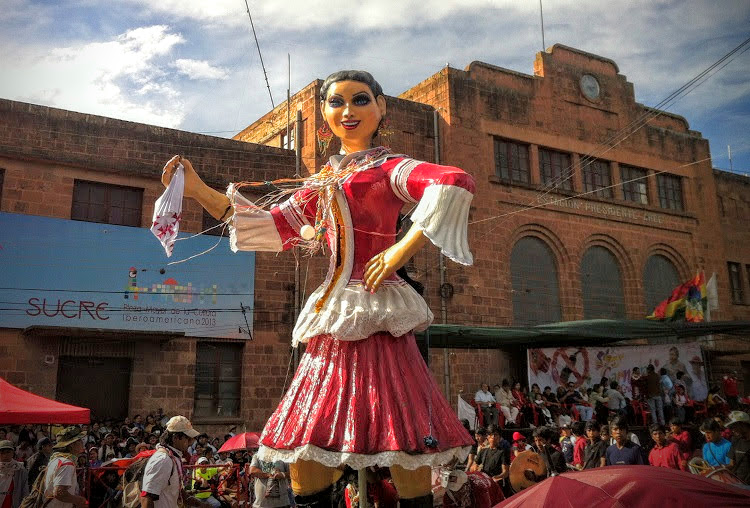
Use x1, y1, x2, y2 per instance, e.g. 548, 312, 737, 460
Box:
0, 377, 90, 424
496, 466, 750, 508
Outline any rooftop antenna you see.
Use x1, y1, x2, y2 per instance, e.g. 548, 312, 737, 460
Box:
728, 144, 733, 172
244, 0, 274, 108
539, 0, 546, 51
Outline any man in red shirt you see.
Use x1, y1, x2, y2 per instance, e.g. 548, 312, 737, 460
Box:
668, 418, 692, 469
648, 424, 685, 470
723, 371, 739, 409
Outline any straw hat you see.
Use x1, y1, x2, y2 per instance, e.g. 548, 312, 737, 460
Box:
53, 427, 85, 449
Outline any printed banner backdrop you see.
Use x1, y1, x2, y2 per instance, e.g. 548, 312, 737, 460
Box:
0, 212, 254, 339
527, 343, 707, 399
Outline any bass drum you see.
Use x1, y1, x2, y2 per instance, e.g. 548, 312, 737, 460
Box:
509, 450, 547, 493
688, 457, 743, 485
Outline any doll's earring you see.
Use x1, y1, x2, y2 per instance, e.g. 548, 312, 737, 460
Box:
317, 123, 333, 155
378, 116, 394, 148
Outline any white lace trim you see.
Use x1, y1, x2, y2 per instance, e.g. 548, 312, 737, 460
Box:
410, 185, 474, 266
292, 280, 433, 346
226, 185, 283, 252
256, 443, 471, 471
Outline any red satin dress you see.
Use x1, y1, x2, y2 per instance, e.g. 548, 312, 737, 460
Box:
229, 147, 476, 470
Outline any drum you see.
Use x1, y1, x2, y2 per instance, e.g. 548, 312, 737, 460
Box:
688, 457, 743, 485
509, 450, 547, 492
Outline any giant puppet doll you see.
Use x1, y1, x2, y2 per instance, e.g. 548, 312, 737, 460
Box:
160, 71, 475, 507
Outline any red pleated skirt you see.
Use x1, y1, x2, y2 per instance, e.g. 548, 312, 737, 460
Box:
257, 331, 473, 469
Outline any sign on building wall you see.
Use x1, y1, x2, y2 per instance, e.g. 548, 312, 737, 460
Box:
527, 342, 707, 400
0, 212, 254, 339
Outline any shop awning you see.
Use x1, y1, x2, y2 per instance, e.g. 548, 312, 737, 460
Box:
0, 377, 90, 424
417, 319, 750, 349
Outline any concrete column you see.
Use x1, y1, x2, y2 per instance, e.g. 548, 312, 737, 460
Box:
529, 144, 541, 185
610, 161, 623, 200
647, 169, 660, 208
571, 153, 583, 193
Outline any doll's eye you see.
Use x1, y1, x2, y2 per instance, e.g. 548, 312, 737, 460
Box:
353, 94, 371, 105
327, 97, 344, 107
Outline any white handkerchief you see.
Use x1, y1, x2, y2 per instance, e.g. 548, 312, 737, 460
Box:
151, 163, 184, 257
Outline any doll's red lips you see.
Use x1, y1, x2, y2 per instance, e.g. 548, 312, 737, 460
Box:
342, 120, 359, 130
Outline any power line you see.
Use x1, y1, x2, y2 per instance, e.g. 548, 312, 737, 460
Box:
243, 0, 274, 109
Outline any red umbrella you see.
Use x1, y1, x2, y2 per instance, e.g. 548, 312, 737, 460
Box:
495, 466, 750, 508
219, 432, 262, 453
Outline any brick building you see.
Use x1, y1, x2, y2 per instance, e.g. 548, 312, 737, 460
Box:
0, 99, 299, 434
1, 44, 748, 433
237, 44, 750, 401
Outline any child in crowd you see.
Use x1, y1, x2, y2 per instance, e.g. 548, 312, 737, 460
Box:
668, 418, 693, 469
605, 417, 643, 466
559, 424, 574, 464
648, 424, 684, 470
701, 418, 731, 467
572, 422, 587, 469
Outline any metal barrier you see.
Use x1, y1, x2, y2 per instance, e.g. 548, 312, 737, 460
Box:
82, 463, 246, 508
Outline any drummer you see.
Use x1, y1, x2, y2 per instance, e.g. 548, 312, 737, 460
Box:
473, 425, 510, 483
700, 418, 731, 467
532, 427, 566, 476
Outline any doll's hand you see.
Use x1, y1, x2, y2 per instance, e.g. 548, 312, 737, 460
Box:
364, 225, 428, 293
363, 243, 408, 293
161, 155, 202, 198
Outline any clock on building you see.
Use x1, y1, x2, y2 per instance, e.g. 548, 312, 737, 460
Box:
580, 74, 600, 100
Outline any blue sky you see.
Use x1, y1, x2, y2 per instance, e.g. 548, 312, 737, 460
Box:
1, 0, 749, 173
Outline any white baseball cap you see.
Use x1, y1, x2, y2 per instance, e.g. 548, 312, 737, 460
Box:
165, 415, 200, 438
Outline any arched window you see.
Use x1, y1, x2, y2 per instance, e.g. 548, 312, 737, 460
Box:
580, 246, 626, 319
643, 254, 681, 314
511, 237, 562, 325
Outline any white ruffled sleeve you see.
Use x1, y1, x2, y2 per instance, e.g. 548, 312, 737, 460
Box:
410, 184, 474, 265
389, 158, 475, 265
226, 183, 283, 252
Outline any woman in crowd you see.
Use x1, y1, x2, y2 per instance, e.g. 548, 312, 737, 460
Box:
496, 380, 519, 426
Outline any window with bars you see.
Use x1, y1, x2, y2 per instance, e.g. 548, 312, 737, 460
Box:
494, 138, 530, 184
580, 246, 626, 319
657, 174, 684, 211
728, 262, 745, 304
539, 148, 572, 191
71, 180, 143, 226
582, 159, 613, 198
620, 165, 649, 204
511, 237, 562, 325
194, 342, 242, 418
643, 255, 680, 313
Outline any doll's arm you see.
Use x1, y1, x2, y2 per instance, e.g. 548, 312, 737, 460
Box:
363, 222, 428, 292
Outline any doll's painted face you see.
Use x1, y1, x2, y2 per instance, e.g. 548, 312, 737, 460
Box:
321, 80, 386, 152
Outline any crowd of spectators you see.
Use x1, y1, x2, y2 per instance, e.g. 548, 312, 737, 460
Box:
465, 367, 749, 496
472, 368, 743, 431
461, 409, 750, 498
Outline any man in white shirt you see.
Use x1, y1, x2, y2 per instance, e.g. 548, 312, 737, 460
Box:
474, 383, 499, 427
44, 427, 87, 508
141, 416, 209, 508
605, 382, 627, 416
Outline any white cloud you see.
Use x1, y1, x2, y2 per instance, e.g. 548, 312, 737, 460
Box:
0, 25, 186, 127
172, 59, 228, 80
